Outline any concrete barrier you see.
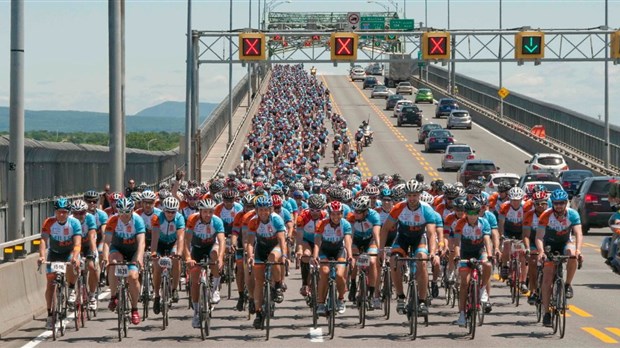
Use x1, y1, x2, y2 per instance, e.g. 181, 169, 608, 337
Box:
0, 254, 47, 337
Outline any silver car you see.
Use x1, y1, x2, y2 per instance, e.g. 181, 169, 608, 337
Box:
393, 100, 414, 118
396, 81, 414, 95
371, 85, 390, 99
446, 109, 472, 129
441, 144, 475, 170
524, 153, 569, 177
350, 68, 366, 81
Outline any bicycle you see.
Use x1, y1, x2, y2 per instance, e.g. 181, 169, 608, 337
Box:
223, 238, 236, 300
75, 256, 95, 328
395, 254, 429, 340
107, 262, 134, 342
506, 238, 526, 307
140, 252, 153, 321
354, 252, 376, 328
380, 247, 392, 319
319, 260, 349, 340
309, 264, 319, 329
544, 247, 578, 339
461, 258, 486, 339
39, 261, 71, 340
258, 261, 284, 341
534, 262, 544, 323
441, 254, 458, 309
156, 255, 178, 330
195, 256, 217, 340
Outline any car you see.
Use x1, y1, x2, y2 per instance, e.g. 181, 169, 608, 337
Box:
521, 181, 564, 195
417, 123, 442, 144
570, 176, 620, 233
363, 76, 378, 89
385, 94, 404, 110
350, 68, 366, 81
524, 153, 569, 177
393, 100, 414, 118
415, 88, 434, 104
395, 81, 414, 95
484, 173, 520, 194
435, 98, 459, 118
424, 129, 455, 153
370, 65, 384, 76
456, 159, 501, 185
441, 144, 475, 171
371, 85, 390, 99
446, 109, 472, 129
518, 173, 560, 188
558, 169, 594, 197
397, 105, 423, 127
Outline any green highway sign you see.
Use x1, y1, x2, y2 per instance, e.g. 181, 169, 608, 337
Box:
361, 16, 385, 22
360, 22, 385, 30
389, 19, 414, 30
417, 50, 425, 67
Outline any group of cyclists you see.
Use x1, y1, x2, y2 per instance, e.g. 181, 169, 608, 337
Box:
37, 64, 584, 338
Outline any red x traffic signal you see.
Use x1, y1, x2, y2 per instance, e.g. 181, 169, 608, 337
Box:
330, 33, 358, 61
239, 33, 266, 61
422, 32, 450, 61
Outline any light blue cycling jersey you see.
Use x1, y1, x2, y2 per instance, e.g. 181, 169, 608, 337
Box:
483, 210, 498, 229
349, 209, 381, 239
433, 211, 444, 228
153, 211, 186, 244
91, 208, 108, 230
74, 213, 97, 237
276, 206, 293, 224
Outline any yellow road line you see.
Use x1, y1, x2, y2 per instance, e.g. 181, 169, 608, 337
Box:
583, 243, 598, 248
606, 328, 620, 338
582, 327, 619, 344
569, 305, 593, 318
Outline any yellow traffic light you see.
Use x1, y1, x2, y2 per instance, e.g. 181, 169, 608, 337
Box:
611, 31, 620, 60
330, 33, 358, 61
515, 31, 545, 61
239, 33, 266, 61
422, 32, 450, 61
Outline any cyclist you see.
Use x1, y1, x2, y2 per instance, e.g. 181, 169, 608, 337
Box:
135, 190, 161, 251
272, 194, 294, 285
185, 199, 226, 328
380, 180, 437, 316
296, 194, 327, 297
231, 193, 256, 310
83, 190, 108, 275
313, 201, 353, 316
348, 149, 358, 166
488, 180, 513, 218
498, 187, 530, 295
104, 192, 123, 217
536, 189, 583, 327
103, 198, 145, 325
443, 196, 467, 287
214, 188, 243, 289
246, 196, 287, 329
421, 191, 444, 299
347, 195, 382, 309
70, 199, 99, 310
522, 189, 549, 305
474, 194, 500, 313
452, 199, 493, 327
180, 188, 200, 220
151, 197, 186, 314
39, 197, 83, 329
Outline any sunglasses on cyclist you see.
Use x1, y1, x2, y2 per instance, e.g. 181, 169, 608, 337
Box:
164, 210, 177, 214
552, 201, 567, 206
118, 209, 132, 214
72, 211, 86, 216
86, 199, 98, 204
309, 208, 322, 213
535, 201, 548, 206
466, 210, 480, 216
354, 209, 366, 214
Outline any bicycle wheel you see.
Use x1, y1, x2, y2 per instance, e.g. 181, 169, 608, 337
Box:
382, 267, 391, 319
73, 278, 81, 331
117, 287, 124, 342
358, 272, 366, 327
469, 280, 478, 339
51, 284, 58, 341
477, 285, 485, 326
514, 261, 521, 307
408, 281, 418, 339
227, 256, 234, 300
142, 269, 151, 321
161, 276, 169, 330
328, 282, 336, 340
451, 284, 458, 308
122, 288, 129, 338
200, 282, 210, 339
264, 282, 271, 340
80, 278, 89, 327
556, 278, 566, 338
311, 269, 319, 329
509, 260, 516, 304
59, 284, 67, 337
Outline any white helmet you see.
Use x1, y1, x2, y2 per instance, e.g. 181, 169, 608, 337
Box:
162, 197, 180, 211
420, 191, 435, 204
507, 187, 526, 201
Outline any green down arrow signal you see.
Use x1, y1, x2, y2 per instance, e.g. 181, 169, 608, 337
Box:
524, 37, 539, 53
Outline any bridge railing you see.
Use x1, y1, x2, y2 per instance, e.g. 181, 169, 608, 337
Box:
424, 65, 620, 173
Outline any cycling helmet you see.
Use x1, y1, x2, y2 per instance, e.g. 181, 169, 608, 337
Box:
54, 197, 71, 210
138, 182, 148, 191
432, 179, 445, 191
83, 190, 99, 200
237, 183, 249, 193
507, 187, 526, 201
159, 182, 170, 191
141, 190, 157, 202
380, 188, 392, 198
130, 191, 142, 202
550, 189, 569, 202
531, 190, 548, 201
179, 180, 189, 192
352, 195, 371, 211
497, 180, 512, 193
263, 182, 273, 191
271, 186, 284, 196
415, 173, 425, 183
162, 197, 180, 211
464, 199, 482, 212
456, 187, 466, 197
444, 186, 460, 199
341, 189, 354, 203
222, 188, 237, 200
468, 179, 483, 189
212, 192, 223, 204
420, 192, 434, 204
187, 187, 202, 200
197, 199, 217, 210
255, 196, 273, 208
328, 201, 343, 213
272, 195, 284, 207
116, 198, 135, 212
392, 184, 406, 200
404, 180, 424, 193
254, 186, 266, 196
70, 199, 88, 212
241, 194, 256, 207
294, 182, 305, 191
308, 194, 326, 210
474, 194, 489, 206
364, 185, 380, 197
158, 189, 172, 200
532, 184, 546, 193
110, 192, 124, 202
209, 180, 224, 193
465, 185, 481, 195
441, 183, 454, 194
453, 197, 467, 210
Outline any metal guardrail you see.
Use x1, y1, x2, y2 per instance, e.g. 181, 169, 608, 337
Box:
423, 65, 620, 172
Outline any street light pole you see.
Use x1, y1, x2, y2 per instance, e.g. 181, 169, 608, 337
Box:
447, 0, 450, 93
604, 0, 610, 168
499, 0, 503, 118
228, 0, 233, 146
425, 0, 428, 81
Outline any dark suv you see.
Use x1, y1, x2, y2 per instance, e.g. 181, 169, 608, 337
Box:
363, 76, 378, 89
456, 159, 500, 185
397, 105, 423, 127
435, 98, 459, 118
570, 176, 619, 234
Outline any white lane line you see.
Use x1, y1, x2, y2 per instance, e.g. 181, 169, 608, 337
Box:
472, 120, 531, 157
309, 327, 324, 342
21, 290, 110, 348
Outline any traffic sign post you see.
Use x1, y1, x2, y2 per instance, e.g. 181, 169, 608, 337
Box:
515, 31, 545, 62
498, 87, 510, 99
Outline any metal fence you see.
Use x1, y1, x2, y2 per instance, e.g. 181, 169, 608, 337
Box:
424, 65, 620, 171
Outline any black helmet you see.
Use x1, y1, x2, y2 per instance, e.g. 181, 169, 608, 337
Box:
453, 197, 467, 210
497, 180, 512, 193
464, 199, 482, 212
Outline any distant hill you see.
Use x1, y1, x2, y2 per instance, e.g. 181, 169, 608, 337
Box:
0, 101, 218, 133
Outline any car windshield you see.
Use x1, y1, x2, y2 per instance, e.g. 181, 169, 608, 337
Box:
492, 177, 519, 186
562, 171, 593, 181
390, 95, 403, 100
534, 183, 562, 192
402, 107, 418, 113
429, 130, 451, 137
419, 89, 431, 94
449, 146, 471, 153
590, 180, 613, 194
466, 163, 496, 171
424, 124, 442, 131
399, 82, 411, 86
522, 173, 556, 182
375, 86, 387, 90
451, 112, 469, 117
537, 156, 563, 165
440, 99, 456, 105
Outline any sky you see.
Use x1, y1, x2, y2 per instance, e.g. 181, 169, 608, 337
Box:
0, 0, 619, 124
